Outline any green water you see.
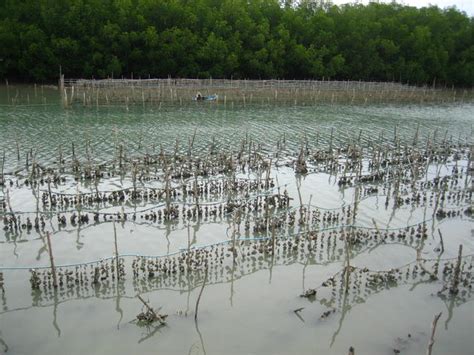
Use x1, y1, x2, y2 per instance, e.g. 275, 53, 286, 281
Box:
0, 86, 473, 355
0, 85, 472, 170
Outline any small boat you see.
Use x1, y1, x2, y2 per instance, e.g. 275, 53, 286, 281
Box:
193, 94, 218, 102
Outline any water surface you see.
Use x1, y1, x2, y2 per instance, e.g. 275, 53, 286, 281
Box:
0, 86, 472, 355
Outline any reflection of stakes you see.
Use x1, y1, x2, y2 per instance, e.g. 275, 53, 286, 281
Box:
269, 221, 276, 283
2, 138, 472, 295
115, 281, 123, 329
194, 267, 209, 355
345, 186, 360, 295
230, 218, 237, 305
443, 295, 456, 330
195, 268, 208, 321
330, 275, 350, 347
32, 180, 49, 260
75, 217, 84, 250
137, 322, 164, 344
344, 232, 351, 295
52, 289, 61, 337
0, 330, 8, 353
5, 190, 16, 230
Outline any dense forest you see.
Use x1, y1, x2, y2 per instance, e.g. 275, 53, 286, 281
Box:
0, 0, 472, 86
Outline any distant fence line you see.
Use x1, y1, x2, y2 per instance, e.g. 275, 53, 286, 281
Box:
60, 77, 473, 106
64, 78, 437, 92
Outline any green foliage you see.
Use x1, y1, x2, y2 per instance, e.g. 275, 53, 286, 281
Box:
0, 0, 472, 86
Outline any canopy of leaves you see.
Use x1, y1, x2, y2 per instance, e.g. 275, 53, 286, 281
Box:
0, 0, 472, 86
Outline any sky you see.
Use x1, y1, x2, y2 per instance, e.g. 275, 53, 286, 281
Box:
330, 0, 474, 16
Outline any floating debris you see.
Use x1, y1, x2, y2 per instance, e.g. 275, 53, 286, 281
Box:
136, 295, 167, 326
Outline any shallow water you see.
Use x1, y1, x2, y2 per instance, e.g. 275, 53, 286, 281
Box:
0, 85, 472, 170
0, 86, 473, 355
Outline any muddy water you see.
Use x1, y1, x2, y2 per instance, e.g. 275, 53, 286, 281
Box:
0, 86, 473, 355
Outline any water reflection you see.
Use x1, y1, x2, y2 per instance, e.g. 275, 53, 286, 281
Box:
0, 330, 8, 353
0, 95, 473, 353
52, 289, 61, 337
115, 283, 123, 330
1, 243, 471, 319
137, 322, 166, 344
194, 318, 207, 355
0, 251, 471, 355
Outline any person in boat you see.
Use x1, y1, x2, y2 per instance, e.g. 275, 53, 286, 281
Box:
195, 92, 203, 101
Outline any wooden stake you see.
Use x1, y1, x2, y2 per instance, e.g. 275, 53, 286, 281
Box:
450, 244, 463, 294
344, 232, 351, 295
437, 229, 444, 254
329, 127, 334, 152
137, 295, 156, 317
15, 136, 20, 161
372, 218, 381, 235
46, 232, 58, 288
271, 221, 276, 254
113, 221, 120, 280
0, 151, 4, 185
427, 312, 442, 355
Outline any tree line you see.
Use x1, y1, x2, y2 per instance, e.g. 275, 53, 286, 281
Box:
0, 0, 472, 86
